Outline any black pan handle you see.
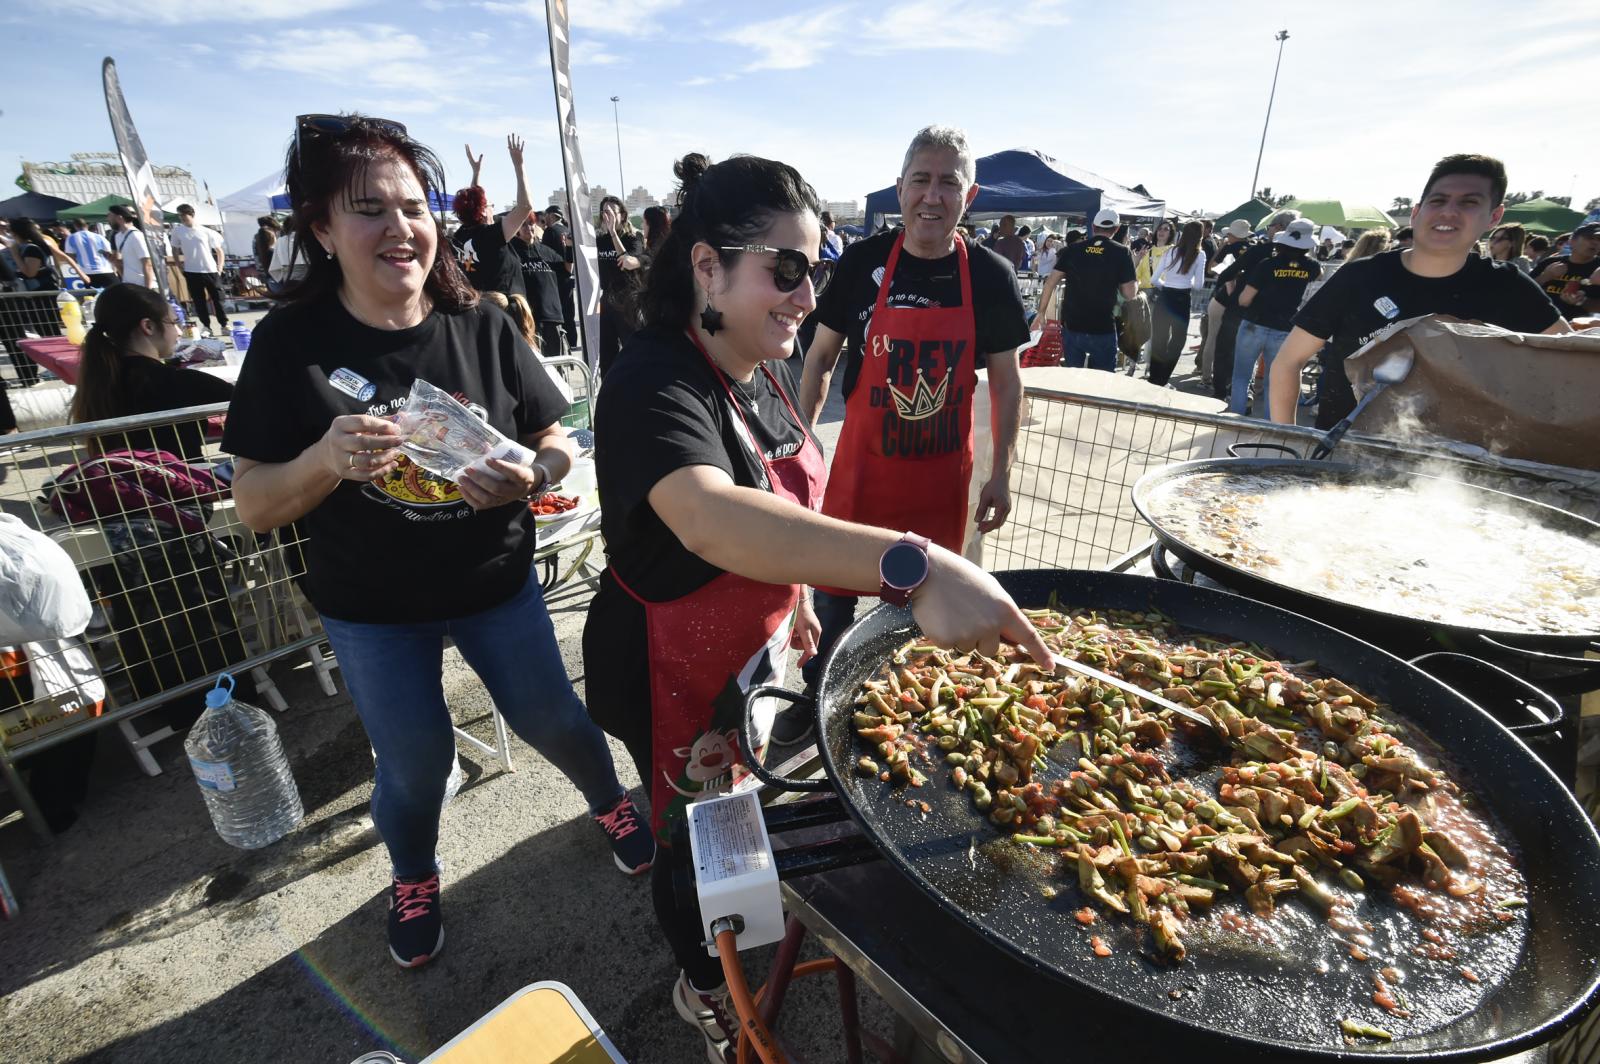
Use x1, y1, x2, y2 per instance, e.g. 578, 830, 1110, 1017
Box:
1226, 442, 1303, 459
1148, 540, 1179, 581
1470, 633, 1600, 674
1408, 652, 1571, 738
740, 685, 831, 792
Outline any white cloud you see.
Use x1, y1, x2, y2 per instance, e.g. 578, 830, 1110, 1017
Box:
239, 27, 452, 92
721, 8, 852, 72
476, 0, 683, 35
680, 75, 717, 87
571, 39, 622, 65
53, 0, 364, 22
859, 0, 1069, 52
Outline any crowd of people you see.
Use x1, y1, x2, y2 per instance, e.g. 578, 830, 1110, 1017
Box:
3, 109, 1599, 1064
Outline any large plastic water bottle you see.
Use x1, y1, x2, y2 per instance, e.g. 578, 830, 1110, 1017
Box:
56, 291, 86, 346
230, 319, 252, 353
168, 295, 188, 329
185, 675, 304, 849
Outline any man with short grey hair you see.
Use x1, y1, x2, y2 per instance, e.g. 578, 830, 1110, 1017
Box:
791, 125, 1029, 734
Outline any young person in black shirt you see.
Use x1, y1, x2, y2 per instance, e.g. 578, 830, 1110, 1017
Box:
595, 194, 644, 376
540, 206, 578, 345
1036, 207, 1137, 371
1229, 219, 1320, 416
447, 134, 533, 298
69, 283, 233, 460
510, 214, 570, 357
1531, 221, 1599, 320
1269, 153, 1568, 428
583, 150, 1049, 1061
1209, 210, 1300, 399
223, 115, 649, 972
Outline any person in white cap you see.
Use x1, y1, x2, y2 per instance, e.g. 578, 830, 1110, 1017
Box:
1208, 211, 1302, 398
1035, 206, 1137, 372
1228, 219, 1320, 416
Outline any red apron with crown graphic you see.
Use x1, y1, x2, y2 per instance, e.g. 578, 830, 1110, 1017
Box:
818, 232, 978, 595
608, 331, 827, 842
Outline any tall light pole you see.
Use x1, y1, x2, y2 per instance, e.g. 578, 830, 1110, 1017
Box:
1250, 30, 1290, 203
609, 95, 625, 198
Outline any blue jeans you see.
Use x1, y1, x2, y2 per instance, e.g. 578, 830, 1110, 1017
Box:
1229, 321, 1289, 415
801, 590, 862, 688
1062, 330, 1118, 371
322, 574, 623, 878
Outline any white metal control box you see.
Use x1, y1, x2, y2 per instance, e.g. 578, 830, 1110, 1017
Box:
687, 790, 784, 957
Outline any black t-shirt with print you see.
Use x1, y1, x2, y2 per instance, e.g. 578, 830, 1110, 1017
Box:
20, 243, 59, 290
1050, 234, 1136, 334
511, 236, 567, 324
814, 230, 1030, 401
221, 294, 570, 623
451, 222, 524, 298
1294, 249, 1560, 428
1212, 238, 1265, 306
597, 231, 644, 302
1239, 250, 1321, 332
1532, 254, 1600, 320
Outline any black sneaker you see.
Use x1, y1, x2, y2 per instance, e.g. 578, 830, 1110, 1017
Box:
594, 794, 655, 875
769, 687, 816, 746
387, 874, 444, 969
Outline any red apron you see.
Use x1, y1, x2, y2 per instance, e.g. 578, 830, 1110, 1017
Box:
818, 232, 977, 595
609, 331, 827, 841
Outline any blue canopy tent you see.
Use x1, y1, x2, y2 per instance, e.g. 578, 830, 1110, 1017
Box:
863, 148, 1163, 224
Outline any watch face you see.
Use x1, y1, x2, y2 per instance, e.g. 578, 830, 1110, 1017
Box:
881, 542, 929, 589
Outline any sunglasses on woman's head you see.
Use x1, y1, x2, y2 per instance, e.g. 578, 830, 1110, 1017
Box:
294, 114, 408, 162
721, 245, 835, 295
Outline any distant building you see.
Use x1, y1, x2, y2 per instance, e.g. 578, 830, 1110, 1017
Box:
624, 186, 657, 213
546, 188, 571, 216
589, 184, 610, 208
823, 199, 861, 223
22, 153, 200, 205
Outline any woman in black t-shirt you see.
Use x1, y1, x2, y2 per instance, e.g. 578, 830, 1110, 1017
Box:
221, 115, 648, 972
8, 217, 89, 291
595, 195, 644, 376
582, 151, 1052, 1059
70, 283, 234, 460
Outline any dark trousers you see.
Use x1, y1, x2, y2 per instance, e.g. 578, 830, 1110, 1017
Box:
559, 279, 578, 346
1210, 304, 1243, 399
537, 320, 568, 360
87, 272, 117, 289
801, 590, 861, 688
598, 298, 637, 377
1147, 286, 1192, 386
182, 271, 229, 330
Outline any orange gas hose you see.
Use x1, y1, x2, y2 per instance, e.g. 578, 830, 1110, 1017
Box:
736, 959, 839, 1064
716, 927, 786, 1064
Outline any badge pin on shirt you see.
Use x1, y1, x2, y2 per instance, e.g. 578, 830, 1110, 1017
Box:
329, 368, 377, 402
1373, 296, 1401, 320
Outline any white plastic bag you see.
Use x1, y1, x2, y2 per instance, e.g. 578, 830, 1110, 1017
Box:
391, 378, 536, 483
0, 514, 92, 644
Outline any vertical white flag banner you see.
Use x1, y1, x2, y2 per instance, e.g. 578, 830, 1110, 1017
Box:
102, 58, 170, 300
545, 0, 603, 372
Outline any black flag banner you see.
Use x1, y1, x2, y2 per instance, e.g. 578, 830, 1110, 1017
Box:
102, 58, 170, 300
544, 0, 603, 371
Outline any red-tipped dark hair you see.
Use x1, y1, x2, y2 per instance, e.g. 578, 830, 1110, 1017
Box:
452, 186, 488, 225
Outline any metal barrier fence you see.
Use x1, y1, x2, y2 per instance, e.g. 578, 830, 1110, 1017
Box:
986, 386, 1600, 573
0, 356, 601, 840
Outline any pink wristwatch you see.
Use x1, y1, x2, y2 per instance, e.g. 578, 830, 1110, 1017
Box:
878, 532, 932, 607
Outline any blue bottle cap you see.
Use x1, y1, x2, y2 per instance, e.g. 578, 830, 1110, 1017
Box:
206, 672, 236, 709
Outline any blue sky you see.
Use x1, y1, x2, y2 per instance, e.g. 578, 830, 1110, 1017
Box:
5, 0, 1597, 219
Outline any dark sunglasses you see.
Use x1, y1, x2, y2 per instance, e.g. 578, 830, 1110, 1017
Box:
294, 113, 408, 162
721, 244, 834, 295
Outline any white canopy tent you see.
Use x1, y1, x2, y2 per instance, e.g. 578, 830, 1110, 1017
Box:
216, 172, 286, 257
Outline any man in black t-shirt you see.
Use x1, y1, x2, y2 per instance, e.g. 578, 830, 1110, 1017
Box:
1229, 220, 1320, 416
511, 215, 570, 357
1268, 153, 1568, 428
1036, 207, 1137, 371
1531, 222, 1599, 320
540, 206, 577, 345
1208, 211, 1300, 399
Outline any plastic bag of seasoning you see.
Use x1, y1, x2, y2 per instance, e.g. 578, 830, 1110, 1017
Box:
391, 378, 536, 483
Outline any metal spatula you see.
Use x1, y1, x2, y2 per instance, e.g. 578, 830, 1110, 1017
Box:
1310, 347, 1415, 460
1050, 653, 1219, 733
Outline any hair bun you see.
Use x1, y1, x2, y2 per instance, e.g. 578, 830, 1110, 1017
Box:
674, 152, 711, 191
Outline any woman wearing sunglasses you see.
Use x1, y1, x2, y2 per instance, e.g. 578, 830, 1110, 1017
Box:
222, 114, 652, 971
581, 151, 1050, 1059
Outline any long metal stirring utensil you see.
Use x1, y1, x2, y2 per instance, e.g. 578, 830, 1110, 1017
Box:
1050, 653, 1220, 733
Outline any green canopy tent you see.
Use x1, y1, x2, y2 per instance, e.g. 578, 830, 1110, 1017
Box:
1498, 197, 1586, 235
1212, 198, 1274, 230
1283, 199, 1395, 230
56, 194, 179, 223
